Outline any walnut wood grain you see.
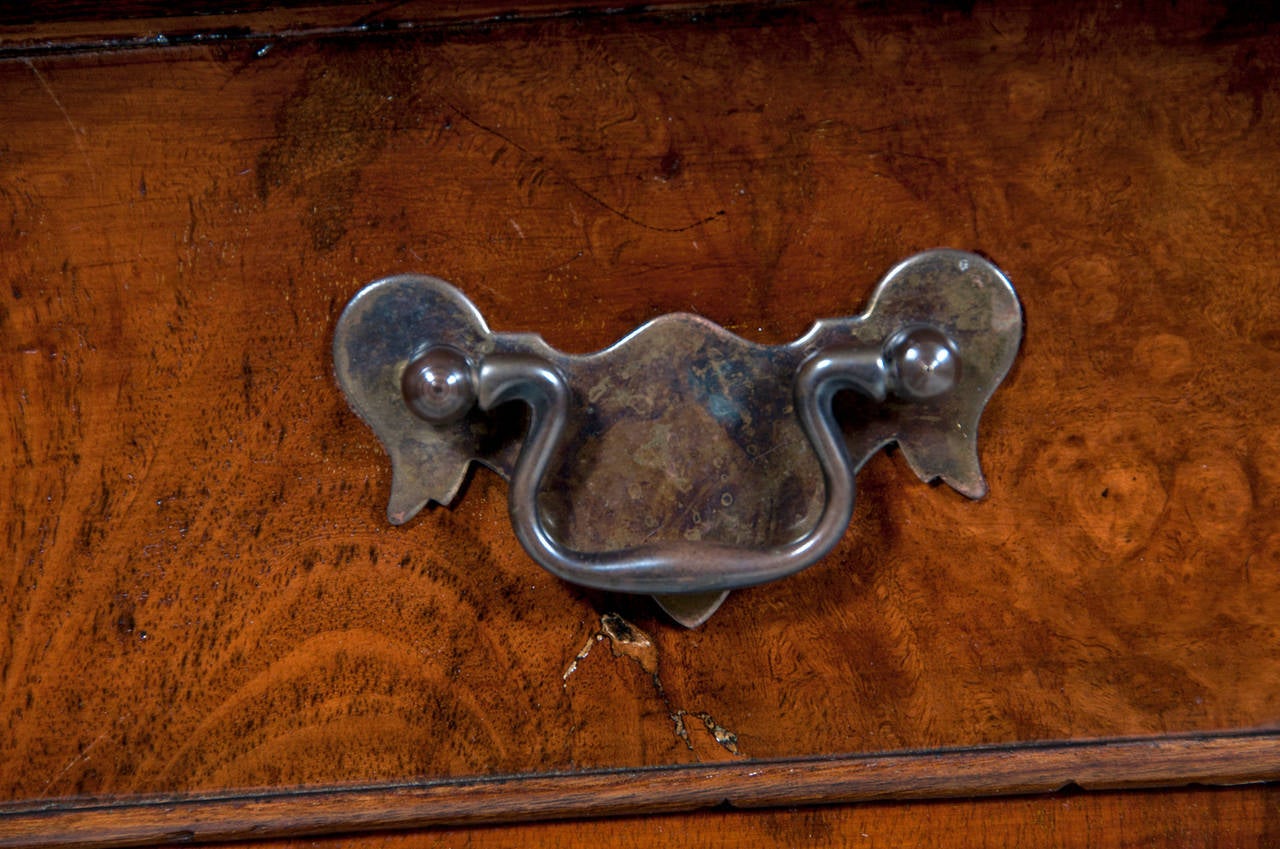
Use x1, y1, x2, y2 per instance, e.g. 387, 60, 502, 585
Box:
2, 0, 1279, 843
0, 731, 1277, 847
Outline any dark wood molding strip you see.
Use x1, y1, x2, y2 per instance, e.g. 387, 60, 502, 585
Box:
1, 731, 1277, 848
0, 1, 767, 58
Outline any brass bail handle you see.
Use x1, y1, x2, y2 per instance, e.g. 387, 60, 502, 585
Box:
333, 250, 1023, 626
400, 329, 958, 595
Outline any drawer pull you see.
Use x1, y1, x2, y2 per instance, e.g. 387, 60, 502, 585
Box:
334, 250, 1021, 626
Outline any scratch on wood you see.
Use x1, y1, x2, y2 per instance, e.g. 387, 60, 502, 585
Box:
561, 632, 602, 686
38, 727, 114, 796
22, 58, 95, 180
445, 101, 723, 234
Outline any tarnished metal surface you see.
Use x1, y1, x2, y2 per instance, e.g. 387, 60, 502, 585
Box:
334, 250, 1022, 626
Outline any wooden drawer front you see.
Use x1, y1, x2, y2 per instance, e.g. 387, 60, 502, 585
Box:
1, 1, 1278, 844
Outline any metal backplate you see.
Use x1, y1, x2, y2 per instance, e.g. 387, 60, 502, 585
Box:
334, 250, 1022, 626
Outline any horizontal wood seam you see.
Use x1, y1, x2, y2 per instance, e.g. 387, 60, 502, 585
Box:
1, 730, 1278, 848
0, 1, 777, 60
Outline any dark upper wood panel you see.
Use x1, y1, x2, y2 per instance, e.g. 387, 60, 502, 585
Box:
1, 0, 1279, 807
0, 0, 739, 25
0, 1, 758, 58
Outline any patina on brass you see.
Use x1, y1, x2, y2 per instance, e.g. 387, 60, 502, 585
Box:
334, 250, 1022, 626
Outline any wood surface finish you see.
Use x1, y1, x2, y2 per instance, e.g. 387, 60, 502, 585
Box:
0, 731, 1278, 846
180, 785, 1280, 849
196, 784, 1280, 849
2, 0, 1279, 844
127, 788, 1280, 849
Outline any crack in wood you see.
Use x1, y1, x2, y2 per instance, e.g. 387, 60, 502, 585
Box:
563, 613, 743, 758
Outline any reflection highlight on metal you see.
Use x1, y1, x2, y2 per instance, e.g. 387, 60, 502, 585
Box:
333, 250, 1022, 627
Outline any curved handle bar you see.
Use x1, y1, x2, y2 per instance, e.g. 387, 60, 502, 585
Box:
476, 347, 888, 595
